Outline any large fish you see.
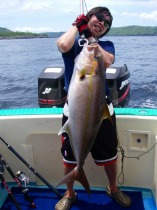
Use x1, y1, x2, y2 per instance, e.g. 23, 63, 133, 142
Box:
56, 43, 112, 194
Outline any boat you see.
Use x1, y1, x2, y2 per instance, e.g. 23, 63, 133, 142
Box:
0, 64, 156, 209
0, 69, 157, 209
0, 1, 156, 209
0, 107, 157, 210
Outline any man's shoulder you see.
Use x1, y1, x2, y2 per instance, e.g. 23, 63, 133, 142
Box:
98, 39, 114, 46
98, 40, 115, 55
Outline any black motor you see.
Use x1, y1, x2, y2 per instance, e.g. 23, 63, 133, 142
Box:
38, 66, 67, 108
38, 64, 130, 108
106, 64, 130, 107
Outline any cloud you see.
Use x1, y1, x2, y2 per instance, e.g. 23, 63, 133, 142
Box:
14, 26, 56, 33
0, 0, 157, 32
21, 0, 53, 11
121, 9, 157, 22
139, 11, 157, 21
0, 0, 54, 13
121, 12, 138, 17
0, 0, 18, 10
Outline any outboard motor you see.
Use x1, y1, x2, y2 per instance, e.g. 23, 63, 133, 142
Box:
38, 64, 130, 108
106, 64, 130, 107
38, 66, 67, 108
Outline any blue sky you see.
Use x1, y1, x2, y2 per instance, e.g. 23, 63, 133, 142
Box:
0, 0, 157, 33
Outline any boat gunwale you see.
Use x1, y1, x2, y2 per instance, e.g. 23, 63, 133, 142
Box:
0, 107, 157, 117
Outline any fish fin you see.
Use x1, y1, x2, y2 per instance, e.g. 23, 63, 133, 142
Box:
77, 168, 91, 196
103, 103, 113, 124
56, 167, 91, 195
58, 120, 70, 136
79, 69, 86, 80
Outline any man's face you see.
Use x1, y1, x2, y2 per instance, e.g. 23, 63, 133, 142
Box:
88, 13, 110, 38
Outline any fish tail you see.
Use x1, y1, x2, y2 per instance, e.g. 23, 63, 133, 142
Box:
56, 167, 91, 195
76, 167, 91, 195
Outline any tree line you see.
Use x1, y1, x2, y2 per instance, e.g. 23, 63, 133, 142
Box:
0, 26, 157, 39
0, 27, 48, 39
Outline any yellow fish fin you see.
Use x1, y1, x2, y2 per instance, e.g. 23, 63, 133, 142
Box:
103, 103, 113, 124
58, 120, 70, 136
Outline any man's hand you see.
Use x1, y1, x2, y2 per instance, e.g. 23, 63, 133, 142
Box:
72, 14, 92, 38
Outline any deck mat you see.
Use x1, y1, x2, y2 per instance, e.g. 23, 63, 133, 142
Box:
1, 187, 145, 210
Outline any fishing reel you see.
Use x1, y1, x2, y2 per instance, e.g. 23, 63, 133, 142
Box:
16, 171, 29, 193
0, 160, 5, 189
0, 159, 4, 175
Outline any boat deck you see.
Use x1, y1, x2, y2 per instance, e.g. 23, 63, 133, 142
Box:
0, 184, 156, 210
0, 107, 157, 209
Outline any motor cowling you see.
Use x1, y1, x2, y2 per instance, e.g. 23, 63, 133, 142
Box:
106, 64, 130, 107
38, 66, 67, 108
38, 64, 130, 108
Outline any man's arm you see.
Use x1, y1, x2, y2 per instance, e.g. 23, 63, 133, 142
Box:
57, 14, 92, 53
98, 45, 114, 68
57, 26, 78, 53
90, 42, 114, 69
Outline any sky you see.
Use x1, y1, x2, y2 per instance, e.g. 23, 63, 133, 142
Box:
0, 0, 157, 33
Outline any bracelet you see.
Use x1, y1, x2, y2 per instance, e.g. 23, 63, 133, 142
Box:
88, 39, 98, 45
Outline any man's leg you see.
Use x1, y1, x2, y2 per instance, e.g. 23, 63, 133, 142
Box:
64, 165, 75, 198
55, 165, 77, 210
104, 161, 117, 191
104, 161, 132, 207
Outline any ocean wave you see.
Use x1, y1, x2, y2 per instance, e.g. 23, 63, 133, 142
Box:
1, 36, 157, 109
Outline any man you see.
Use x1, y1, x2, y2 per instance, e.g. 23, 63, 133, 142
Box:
55, 6, 132, 210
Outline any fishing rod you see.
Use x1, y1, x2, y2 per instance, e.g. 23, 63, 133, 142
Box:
0, 136, 63, 199
80, 0, 84, 14
0, 159, 21, 210
0, 153, 36, 209
80, 0, 88, 14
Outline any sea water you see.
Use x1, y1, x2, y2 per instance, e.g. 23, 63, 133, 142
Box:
0, 36, 157, 109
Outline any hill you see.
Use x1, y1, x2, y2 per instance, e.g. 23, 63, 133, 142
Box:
0, 26, 157, 39
0, 27, 13, 33
0, 27, 48, 39
45, 25, 157, 37
107, 25, 157, 36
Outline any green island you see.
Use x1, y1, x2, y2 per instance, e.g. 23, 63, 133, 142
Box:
0, 27, 48, 39
0, 25, 157, 39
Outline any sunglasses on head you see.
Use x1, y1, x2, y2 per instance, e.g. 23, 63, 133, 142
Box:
95, 13, 110, 29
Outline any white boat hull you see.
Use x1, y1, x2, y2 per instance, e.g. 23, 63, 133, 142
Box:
0, 108, 157, 207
